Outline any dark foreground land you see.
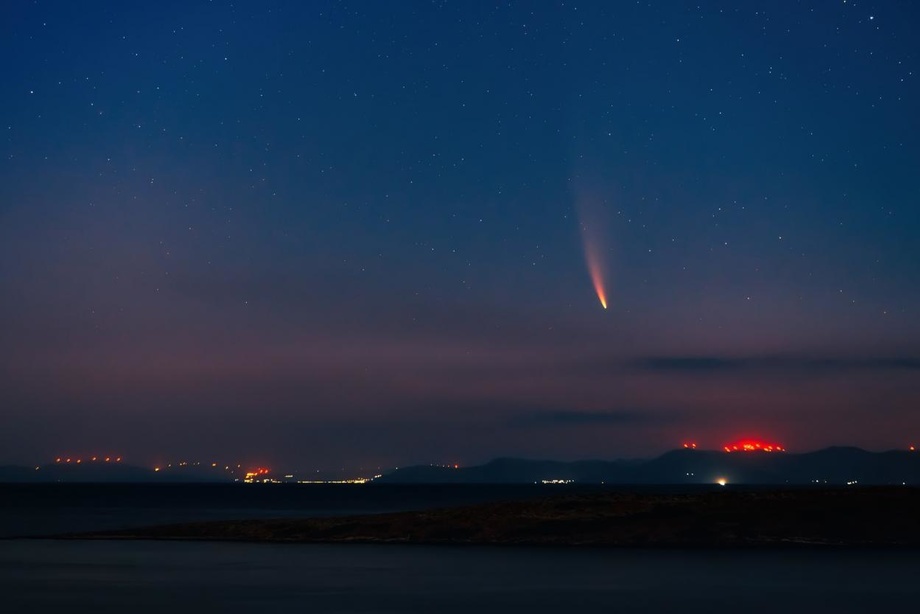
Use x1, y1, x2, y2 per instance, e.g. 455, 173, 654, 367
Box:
69, 487, 920, 548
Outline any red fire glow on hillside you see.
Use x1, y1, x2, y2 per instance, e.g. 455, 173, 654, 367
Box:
723, 439, 785, 453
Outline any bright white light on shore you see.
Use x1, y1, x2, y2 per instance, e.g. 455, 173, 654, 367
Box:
717, 478, 727, 486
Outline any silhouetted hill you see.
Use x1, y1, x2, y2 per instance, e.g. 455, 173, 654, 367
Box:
85, 488, 920, 548
5, 447, 919, 484
378, 448, 920, 485
0, 465, 38, 482
0, 462, 233, 483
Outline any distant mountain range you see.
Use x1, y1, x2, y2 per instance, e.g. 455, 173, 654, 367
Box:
2, 447, 919, 484
0, 462, 233, 483
376, 447, 920, 486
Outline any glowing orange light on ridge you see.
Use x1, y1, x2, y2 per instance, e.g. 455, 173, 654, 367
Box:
723, 439, 785, 453
244, 467, 271, 479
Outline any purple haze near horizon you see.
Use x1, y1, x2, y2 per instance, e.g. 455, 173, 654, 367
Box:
1, 1, 918, 468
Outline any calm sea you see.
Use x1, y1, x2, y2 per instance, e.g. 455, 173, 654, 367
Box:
2, 484, 918, 612
0, 483, 565, 538
1, 540, 918, 613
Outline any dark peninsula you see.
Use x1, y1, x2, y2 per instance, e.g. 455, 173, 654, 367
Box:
73, 487, 920, 548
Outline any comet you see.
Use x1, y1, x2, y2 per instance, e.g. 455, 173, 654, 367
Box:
582, 236, 608, 309
576, 201, 610, 309
573, 182, 612, 309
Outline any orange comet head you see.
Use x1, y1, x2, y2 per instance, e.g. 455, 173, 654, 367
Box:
592, 271, 607, 309
582, 228, 608, 309
574, 187, 611, 310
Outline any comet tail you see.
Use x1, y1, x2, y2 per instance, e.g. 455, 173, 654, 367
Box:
583, 239, 608, 309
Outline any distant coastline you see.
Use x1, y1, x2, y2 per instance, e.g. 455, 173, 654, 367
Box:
66, 488, 920, 548
6, 445, 920, 485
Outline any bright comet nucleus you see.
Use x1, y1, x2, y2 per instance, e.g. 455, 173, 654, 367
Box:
574, 186, 612, 310
584, 241, 608, 309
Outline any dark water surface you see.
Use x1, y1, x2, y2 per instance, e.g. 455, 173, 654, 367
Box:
0, 483, 733, 538
0, 483, 567, 538
1, 540, 918, 613
2, 485, 919, 612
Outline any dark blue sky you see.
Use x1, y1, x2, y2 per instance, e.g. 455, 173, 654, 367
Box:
2, 1, 918, 469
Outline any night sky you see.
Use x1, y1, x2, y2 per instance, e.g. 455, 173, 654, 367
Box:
2, 1, 918, 469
